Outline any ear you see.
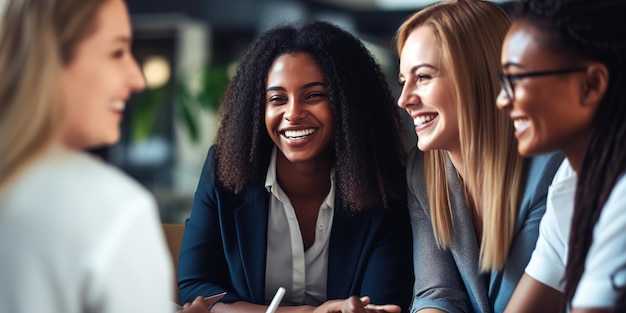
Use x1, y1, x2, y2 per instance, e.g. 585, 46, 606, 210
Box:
581, 62, 609, 109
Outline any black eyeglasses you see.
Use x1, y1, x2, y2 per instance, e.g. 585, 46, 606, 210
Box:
499, 67, 587, 100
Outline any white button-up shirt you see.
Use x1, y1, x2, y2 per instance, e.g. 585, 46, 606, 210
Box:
264, 147, 335, 306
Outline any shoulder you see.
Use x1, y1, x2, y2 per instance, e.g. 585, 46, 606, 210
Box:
601, 174, 626, 218
405, 146, 426, 194
62, 151, 154, 207
0, 149, 161, 268
522, 153, 565, 196
406, 146, 424, 174
5, 149, 156, 229
572, 174, 626, 307
198, 145, 223, 185
525, 153, 565, 183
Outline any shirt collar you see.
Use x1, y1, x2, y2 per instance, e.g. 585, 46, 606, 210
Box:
264, 147, 335, 209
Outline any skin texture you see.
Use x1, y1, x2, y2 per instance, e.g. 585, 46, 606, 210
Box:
61, 1, 209, 313
212, 296, 400, 313
265, 52, 334, 167
397, 26, 460, 159
496, 21, 604, 172
178, 296, 222, 313
180, 20, 411, 313
504, 274, 563, 313
209, 53, 403, 313
499, 21, 611, 313
60, 0, 145, 150
264, 51, 334, 250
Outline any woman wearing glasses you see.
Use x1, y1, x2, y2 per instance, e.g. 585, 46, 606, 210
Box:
498, 0, 626, 312
395, 1, 563, 312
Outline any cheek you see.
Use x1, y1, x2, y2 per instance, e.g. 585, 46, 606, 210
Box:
62, 69, 109, 122
61, 73, 90, 127
264, 106, 278, 133
517, 88, 561, 120
319, 106, 333, 126
438, 93, 458, 126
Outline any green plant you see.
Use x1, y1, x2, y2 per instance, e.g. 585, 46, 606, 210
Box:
131, 63, 229, 143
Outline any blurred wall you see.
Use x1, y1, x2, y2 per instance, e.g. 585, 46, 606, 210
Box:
0, 0, 7, 16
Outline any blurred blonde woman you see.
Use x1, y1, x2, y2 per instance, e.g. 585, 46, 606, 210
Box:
395, 0, 562, 312
0, 0, 208, 312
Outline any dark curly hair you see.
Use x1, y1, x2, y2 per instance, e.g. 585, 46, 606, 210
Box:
212, 20, 407, 214
514, 0, 626, 311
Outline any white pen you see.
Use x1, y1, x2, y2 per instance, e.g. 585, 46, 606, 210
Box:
265, 287, 286, 313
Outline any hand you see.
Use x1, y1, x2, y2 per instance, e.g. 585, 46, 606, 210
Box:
314, 296, 401, 313
177, 296, 212, 313
360, 296, 401, 313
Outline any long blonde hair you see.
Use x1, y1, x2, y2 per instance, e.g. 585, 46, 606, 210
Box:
0, 0, 106, 191
396, 0, 525, 271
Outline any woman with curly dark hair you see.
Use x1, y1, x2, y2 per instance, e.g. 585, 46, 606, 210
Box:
497, 0, 626, 312
177, 20, 413, 313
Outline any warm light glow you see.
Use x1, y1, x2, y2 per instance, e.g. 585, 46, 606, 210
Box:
142, 55, 171, 89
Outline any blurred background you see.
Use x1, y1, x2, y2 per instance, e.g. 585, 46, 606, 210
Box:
0, 0, 516, 223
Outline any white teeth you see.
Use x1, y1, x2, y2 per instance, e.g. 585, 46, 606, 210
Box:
283, 128, 316, 138
513, 119, 530, 132
414, 114, 437, 127
111, 101, 125, 111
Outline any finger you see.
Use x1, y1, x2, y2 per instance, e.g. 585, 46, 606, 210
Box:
340, 296, 365, 312
363, 304, 401, 313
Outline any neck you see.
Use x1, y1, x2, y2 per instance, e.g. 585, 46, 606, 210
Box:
275, 153, 332, 199
563, 132, 592, 174
447, 149, 464, 181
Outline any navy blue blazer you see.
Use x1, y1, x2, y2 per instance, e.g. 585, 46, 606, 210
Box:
177, 146, 414, 311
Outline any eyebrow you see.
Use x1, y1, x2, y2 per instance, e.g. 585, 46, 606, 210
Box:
266, 81, 325, 92
114, 36, 132, 45
398, 63, 437, 81
502, 62, 525, 70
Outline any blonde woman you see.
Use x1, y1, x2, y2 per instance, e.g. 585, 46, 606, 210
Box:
0, 0, 208, 312
395, 1, 562, 312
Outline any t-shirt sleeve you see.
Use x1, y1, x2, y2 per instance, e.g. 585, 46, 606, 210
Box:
524, 202, 567, 292
524, 161, 574, 292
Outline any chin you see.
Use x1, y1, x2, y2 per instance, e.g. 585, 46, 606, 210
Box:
416, 140, 436, 152
101, 133, 121, 147
517, 143, 551, 157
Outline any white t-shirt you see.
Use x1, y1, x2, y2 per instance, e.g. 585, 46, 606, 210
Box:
0, 147, 174, 313
525, 159, 626, 308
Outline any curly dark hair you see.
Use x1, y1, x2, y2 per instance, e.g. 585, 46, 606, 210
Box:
212, 20, 407, 214
514, 0, 626, 311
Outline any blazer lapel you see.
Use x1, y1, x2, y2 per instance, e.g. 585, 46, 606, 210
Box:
232, 186, 270, 304
327, 207, 375, 299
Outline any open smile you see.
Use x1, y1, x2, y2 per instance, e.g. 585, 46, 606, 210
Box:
281, 128, 317, 139
512, 117, 530, 133
414, 114, 438, 127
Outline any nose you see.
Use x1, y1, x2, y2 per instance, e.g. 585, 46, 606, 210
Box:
496, 88, 511, 111
128, 56, 147, 92
284, 99, 307, 121
397, 83, 418, 109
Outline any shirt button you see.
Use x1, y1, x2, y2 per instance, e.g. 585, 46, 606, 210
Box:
317, 224, 325, 230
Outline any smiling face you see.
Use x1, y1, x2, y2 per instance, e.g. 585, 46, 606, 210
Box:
60, 0, 145, 149
397, 26, 460, 153
496, 21, 595, 157
265, 52, 334, 165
